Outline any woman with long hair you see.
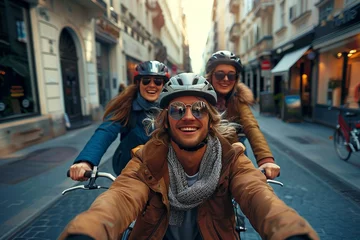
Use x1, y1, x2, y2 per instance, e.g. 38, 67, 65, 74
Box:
205, 50, 280, 179
69, 61, 170, 180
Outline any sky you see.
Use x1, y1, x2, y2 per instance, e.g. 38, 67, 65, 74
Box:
182, 0, 213, 73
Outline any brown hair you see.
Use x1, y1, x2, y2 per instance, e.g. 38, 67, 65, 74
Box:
103, 84, 138, 127
149, 101, 239, 145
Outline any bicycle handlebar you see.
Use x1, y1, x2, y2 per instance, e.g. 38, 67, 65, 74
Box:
67, 170, 92, 178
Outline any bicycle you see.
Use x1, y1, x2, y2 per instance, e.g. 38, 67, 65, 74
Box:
62, 167, 283, 239
332, 108, 360, 161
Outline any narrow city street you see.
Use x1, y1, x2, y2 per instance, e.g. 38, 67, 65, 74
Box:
8, 132, 360, 240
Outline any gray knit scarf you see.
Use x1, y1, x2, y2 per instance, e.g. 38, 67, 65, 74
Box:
167, 136, 222, 226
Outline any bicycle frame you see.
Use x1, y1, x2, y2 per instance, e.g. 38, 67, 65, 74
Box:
337, 112, 351, 143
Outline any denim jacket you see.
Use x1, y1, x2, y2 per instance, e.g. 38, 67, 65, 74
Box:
74, 93, 159, 174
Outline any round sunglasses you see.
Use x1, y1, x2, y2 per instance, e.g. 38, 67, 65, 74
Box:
168, 101, 208, 120
214, 71, 237, 81
141, 77, 164, 86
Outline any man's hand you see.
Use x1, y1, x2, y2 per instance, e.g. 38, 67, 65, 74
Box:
69, 162, 92, 181
258, 162, 280, 180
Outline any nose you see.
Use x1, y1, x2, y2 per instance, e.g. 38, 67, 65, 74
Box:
223, 74, 229, 81
148, 78, 156, 87
181, 107, 195, 120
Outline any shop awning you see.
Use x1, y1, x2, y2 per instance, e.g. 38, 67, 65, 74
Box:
271, 45, 310, 74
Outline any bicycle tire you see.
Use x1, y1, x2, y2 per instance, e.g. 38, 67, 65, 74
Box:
333, 129, 352, 161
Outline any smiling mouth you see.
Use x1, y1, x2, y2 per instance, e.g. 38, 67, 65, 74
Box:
146, 90, 157, 94
179, 127, 198, 132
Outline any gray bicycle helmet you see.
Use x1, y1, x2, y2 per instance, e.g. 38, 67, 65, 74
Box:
159, 73, 217, 108
205, 50, 242, 74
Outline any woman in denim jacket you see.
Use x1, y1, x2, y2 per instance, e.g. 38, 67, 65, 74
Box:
68, 61, 170, 180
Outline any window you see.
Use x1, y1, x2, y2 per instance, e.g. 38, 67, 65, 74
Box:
299, 0, 308, 15
319, 0, 334, 23
280, 1, 285, 28
254, 25, 260, 43
0, 0, 38, 121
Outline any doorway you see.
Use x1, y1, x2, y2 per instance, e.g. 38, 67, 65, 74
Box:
59, 28, 82, 124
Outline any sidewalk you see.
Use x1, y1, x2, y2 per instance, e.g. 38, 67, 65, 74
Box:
252, 105, 360, 193
0, 123, 120, 240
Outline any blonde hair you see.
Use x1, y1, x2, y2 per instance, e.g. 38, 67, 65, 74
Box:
145, 101, 240, 145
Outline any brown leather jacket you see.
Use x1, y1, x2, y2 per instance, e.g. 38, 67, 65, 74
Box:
226, 83, 274, 166
59, 136, 319, 240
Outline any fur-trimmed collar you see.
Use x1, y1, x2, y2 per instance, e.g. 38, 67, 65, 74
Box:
233, 82, 254, 105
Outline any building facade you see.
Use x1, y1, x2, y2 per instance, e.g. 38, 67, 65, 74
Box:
204, 0, 360, 126
0, 0, 185, 156
312, 0, 360, 127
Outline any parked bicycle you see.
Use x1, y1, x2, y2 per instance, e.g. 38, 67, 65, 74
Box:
332, 107, 360, 161
62, 167, 283, 239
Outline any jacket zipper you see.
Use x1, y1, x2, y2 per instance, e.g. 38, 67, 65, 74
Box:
146, 211, 166, 240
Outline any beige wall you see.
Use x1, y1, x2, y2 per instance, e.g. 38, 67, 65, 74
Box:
272, 0, 319, 49
31, 0, 97, 123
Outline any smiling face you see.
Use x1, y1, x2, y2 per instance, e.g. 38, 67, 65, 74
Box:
139, 76, 164, 102
167, 96, 210, 149
211, 64, 237, 96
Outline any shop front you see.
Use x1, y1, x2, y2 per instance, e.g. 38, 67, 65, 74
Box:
313, 2, 360, 127
0, 0, 38, 123
271, 31, 315, 120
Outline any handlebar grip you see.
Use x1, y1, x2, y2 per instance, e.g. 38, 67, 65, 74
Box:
66, 170, 93, 178
84, 171, 92, 178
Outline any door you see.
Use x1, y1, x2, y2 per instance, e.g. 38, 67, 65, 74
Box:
59, 29, 82, 123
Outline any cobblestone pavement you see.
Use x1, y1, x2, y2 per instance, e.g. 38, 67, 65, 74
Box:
9, 136, 360, 240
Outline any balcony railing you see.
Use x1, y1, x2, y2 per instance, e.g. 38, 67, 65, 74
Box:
256, 35, 273, 56
73, 0, 107, 13
96, 0, 107, 9
229, 23, 241, 42
229, 0, 240, 14
253, 0, 274, 17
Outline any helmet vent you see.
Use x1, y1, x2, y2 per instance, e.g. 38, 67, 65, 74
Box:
193, 77, 199, 85
177, 78, 184, 85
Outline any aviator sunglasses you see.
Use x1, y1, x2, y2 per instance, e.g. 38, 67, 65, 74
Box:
168, 101, 208, 120
214, 71, 237, 81
141, 77, 164, 86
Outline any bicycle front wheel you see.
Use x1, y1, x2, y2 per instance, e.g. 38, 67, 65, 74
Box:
333, 129, 352, 161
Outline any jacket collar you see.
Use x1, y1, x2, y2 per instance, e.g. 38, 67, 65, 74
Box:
135, 134, 236, 181
132, 93, 160, 111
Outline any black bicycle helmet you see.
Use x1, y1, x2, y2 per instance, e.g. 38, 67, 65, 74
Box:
159, 73, 217, 108
133, 60, 170, 82
205, 50, 243, 74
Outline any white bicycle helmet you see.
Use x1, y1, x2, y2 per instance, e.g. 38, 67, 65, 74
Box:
159, 73, 217, 108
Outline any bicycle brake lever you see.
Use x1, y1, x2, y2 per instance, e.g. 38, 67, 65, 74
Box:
62, 185, 87, 195
266, 179, 284, 187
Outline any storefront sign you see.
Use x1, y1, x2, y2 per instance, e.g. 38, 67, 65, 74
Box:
22, 99, 30, 108
281, 95, 302, 122
261, 60, 271, 70
10, 85, 24, 97
315, 3, 360, 39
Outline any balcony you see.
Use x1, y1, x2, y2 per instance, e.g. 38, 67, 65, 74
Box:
145, 0, 165, 29
229, 23, 241, 42
253, 0, 274, 17
256, 35, 273, 57
73, 0, 107, 14
229, 0, 240, 14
